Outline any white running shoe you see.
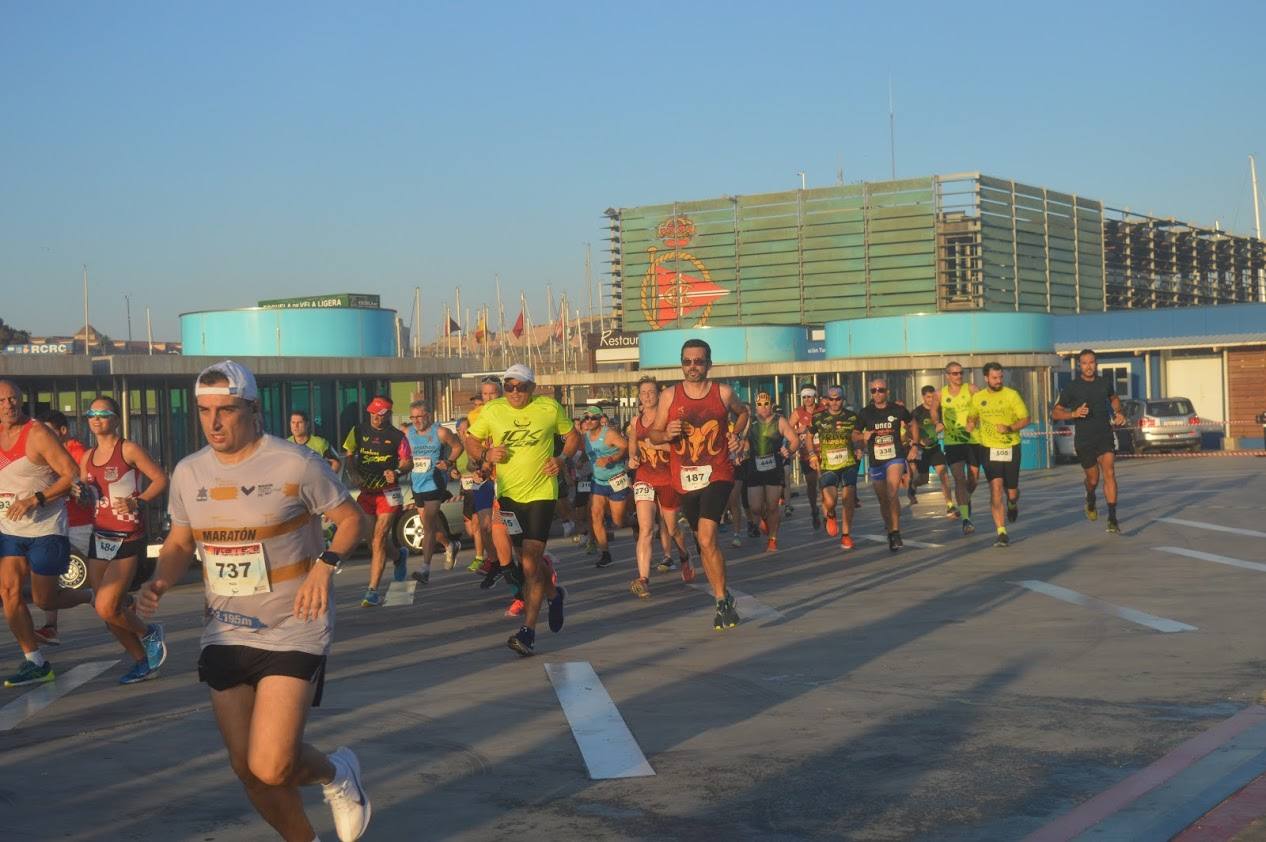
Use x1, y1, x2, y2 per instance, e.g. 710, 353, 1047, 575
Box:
323, 747, 371, 841
730, 535, 742, 548
562, 521, 575, 538
444, 538, 460, 570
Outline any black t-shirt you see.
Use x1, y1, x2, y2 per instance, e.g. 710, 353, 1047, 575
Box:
858, 403, 913, 463
348, 422, 406, 490
1057, 376, 1116, 440
911, 406, 940, 450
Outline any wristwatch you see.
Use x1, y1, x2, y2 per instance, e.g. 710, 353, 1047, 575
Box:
317, 551, 342, 573
34, 491, 46, 507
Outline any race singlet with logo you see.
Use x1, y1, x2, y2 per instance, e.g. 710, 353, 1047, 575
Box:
667, 382, 734, 494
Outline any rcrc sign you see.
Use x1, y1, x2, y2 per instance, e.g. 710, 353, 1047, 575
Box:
3, 343, 70, 354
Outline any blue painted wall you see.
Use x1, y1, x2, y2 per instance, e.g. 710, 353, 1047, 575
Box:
1054, 302, 1266, 347
181, 308, 398, 357
640, 326, 808, 367
825, 313, 1054, 358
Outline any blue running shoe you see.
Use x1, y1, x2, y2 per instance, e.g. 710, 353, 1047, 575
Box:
3, 660, 54, 688
392, 547, 408, 582
119, 659, 156, 685
361, 589, 383, 608
142, 624, 167, 670
548, 586, 566, 633
507, 626, 536, 657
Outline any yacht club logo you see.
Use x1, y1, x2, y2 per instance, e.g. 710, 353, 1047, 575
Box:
640, 214, 729, 329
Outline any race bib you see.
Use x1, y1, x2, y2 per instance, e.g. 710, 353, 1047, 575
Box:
383, 486, 404, 507
874, 440, 897, 461
680, 464, 713, 492
633, 482, 655, 502
461, 474, 478, 491
0, 492, 14, 517
755, 454, 776, 472
607, 472, 630, 492
576, 481, 592, 493
204, 542, 271, 597
824, 448, 849, 468
499, 511, 523, 535
990, 446, 1013, 463
94, 532, 124, 561
412, 456, 433, 474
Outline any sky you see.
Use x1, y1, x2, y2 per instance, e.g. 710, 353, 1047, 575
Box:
2, 1, 1264, 342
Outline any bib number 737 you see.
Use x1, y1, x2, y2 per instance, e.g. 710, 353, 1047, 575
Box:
204, 542, 271, 597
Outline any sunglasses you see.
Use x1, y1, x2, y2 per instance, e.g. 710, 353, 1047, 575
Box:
827, 396, 843, 401
85, 409, 117, 418
870, 387, 888, 394
504, 382, 532, 393
756, 400, 771, 407
409, 414, 427, 420
681, 357, 707, 367
947, 370, 963, 376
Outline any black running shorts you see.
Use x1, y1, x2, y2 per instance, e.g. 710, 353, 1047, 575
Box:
1076, 435, 1115, 470
680, 481, 734, 531
198, 644, 326, 707
944, 443, 979, 467
497, 497, 556, 546
983, 444, 1022, 490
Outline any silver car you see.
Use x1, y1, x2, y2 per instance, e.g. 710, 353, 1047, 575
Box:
1121, 397, 1202, 453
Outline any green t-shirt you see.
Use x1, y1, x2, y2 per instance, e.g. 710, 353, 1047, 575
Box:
811, 410, 860, 470
940, 385, 979, 445
970, 387, 1029, 448
467, 396, 573, 502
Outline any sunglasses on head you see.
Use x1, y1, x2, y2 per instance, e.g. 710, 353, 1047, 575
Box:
504, 382, 531, 393
681, 357, 707, 367
85, 409, 117, 418
870, 387, 887, 393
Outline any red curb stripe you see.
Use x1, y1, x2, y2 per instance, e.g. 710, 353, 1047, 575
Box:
1172, 774, 1266, 842
1024, 706, 1266, 842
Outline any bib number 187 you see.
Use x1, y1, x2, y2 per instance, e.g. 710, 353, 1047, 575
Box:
680, 465, 713, 492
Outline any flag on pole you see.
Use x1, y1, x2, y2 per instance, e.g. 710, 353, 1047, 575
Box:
553, 308, 565, 341
512, 307, 525, 339
446, 316, 461, 335
475, 311, 488, 343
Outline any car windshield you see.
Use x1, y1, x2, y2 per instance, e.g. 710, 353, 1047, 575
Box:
1146, 400, 1194, 416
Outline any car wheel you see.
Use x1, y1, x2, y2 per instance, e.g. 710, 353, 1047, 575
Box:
1188, 440, 1202, 453
59, 550, 90, 590
396, 510, 426, 553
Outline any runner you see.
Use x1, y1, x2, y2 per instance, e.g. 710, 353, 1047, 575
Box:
567, 448, 594, 551
31, 410, 93, 645
343, 395, 410, 607
806, 384, 863, 552
910, 386, 955, 516
941, 361, 981, 534
648, 338, 748, 631
627, 376, 694, 597
0, 380, 95, 687
404, 400, 463, 583
746, 392, 799, 552
858, 378, 918, 552
80, 395, 170, 683
463, 377, 501, 578
1053, 348, 1125, 534
581, 406, 630, 569
288, 409, 341, 473
792, 384, 825, 530
967, 363, 1031, 547
465, 363, 579, 656
138, 360, 371, 842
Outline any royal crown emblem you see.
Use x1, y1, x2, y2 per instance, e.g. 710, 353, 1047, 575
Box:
640, 214, 728, 330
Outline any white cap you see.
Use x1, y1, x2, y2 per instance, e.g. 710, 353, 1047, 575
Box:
195, 359, 259, 402
502, 363, 535, 384
800, 387, 817, 397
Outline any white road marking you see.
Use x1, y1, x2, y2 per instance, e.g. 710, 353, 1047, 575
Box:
1158, 518, 1266, 539
544, 661, 655, 780
860, 534, 944, 548
688, 584, 784, 620
1155, 546, 1266, 574
1013, 580, 1196, 633
383, 580, 417, 606
0, 660, 119, 732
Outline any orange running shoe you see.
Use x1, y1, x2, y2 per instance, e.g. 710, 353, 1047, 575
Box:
840, 534, 854, 551
766, 537, 777, 552
505, 598, 525, 617
825, 515, 839, 537
681, 562, 696, 583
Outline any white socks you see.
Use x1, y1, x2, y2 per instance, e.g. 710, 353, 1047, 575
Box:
25, 649, 46, 667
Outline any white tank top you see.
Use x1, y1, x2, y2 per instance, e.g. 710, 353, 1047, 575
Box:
0, 420, 68, 538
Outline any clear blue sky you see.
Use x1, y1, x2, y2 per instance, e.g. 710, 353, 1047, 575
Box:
3, 1, 1263, 341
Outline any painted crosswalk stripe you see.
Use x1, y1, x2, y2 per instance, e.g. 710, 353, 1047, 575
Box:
383, 579, 417, 606
1158, 518, 1266, 539
687, 584, 783, 620
860, 534, 944, 548
544, 661, 654, 780
1155, 546, 1266, 574
0, 660, 119, 732
1013, 580, 1196, 633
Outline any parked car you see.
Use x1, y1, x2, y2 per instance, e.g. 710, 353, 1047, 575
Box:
1051, 415, 1135, 463
1119, 397, 1202, 454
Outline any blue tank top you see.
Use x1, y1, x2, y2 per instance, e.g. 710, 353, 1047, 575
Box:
406, 423, 444, 493
584, 425, 626, 484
